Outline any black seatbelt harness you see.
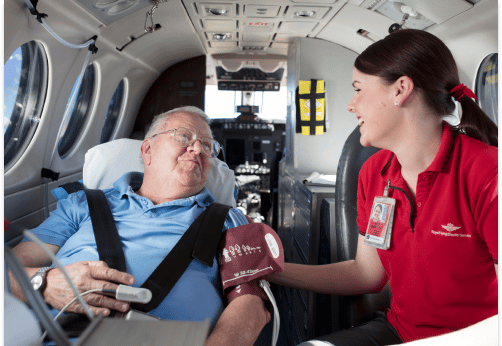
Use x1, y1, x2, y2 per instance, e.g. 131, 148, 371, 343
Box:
83, 188, 230, 312
84, 189, 127, 273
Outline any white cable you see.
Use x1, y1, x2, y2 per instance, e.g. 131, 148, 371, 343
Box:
23, 230, 95, 321
41, 288, 105, 340
260, 280, 280, 346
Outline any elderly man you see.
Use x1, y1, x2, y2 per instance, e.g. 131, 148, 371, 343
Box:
9, 106, 270, 345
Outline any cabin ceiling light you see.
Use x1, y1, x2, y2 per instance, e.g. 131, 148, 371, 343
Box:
294, 10, 316, 18
398, 4, 419, 17
213, 33, 230, 41
208, 8, 228, 15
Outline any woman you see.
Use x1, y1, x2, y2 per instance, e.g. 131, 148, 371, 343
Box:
367, 204, 384, 237
269, 29, 498, 346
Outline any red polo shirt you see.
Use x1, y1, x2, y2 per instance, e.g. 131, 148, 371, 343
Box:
357, 124, 498, 342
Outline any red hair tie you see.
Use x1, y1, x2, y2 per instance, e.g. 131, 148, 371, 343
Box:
450, 83, 478, 102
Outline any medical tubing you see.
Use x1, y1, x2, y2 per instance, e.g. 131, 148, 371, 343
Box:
260, 280, 280, 346
41, 20, 95, 49
24, 230, 96, 321
24, 0, 96, 49
5, 247, 71, 346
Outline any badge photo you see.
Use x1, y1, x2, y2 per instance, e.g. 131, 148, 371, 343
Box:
364, 196, 396, 250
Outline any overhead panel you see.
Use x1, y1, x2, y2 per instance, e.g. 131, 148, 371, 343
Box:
202, 19, 237, 31
241, 20, 276, 31
196, 2, 237, 17
242, 33, 273, 42
279, 22, 318, 34
244, 5, 281, 18
181, 0, 346, 55
209, 41, 238, 48
206, 32, 238, 41
286, 6, 332, 19
216, 66, 284, 91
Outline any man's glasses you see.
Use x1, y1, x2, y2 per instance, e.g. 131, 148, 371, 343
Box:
150, 127, 222, 158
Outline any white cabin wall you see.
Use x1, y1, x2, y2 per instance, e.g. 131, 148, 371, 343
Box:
286, 37, 359, 176
4, 0, 205, 228
428, 0, 498, 88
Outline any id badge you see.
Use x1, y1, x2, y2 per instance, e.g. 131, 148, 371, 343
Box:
364, 180, 395, 250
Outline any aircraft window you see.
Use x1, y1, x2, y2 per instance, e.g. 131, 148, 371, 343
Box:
4, 41, 48, 170
100, 79, 126, 143
205, 85, 286, 120
58, 64, 95, 158
475, 53, 498, 125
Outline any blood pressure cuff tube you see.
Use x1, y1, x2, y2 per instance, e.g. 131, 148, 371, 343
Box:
218, 223, 284, 306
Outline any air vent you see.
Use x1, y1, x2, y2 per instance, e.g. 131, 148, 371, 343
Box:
244, 5, 281, 18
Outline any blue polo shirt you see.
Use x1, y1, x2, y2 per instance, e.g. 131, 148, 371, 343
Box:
26, 172, 248, 327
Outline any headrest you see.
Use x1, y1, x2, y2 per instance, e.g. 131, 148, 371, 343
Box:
82, 138, 236, 207
334, 126, 380, 259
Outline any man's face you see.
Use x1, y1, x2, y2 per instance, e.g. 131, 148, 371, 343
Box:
143, 112, 213, 190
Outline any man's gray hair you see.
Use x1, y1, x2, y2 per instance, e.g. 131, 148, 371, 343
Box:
145, 106, 211, 139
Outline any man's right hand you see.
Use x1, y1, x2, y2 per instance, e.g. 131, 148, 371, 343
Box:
43, 261, 135, 316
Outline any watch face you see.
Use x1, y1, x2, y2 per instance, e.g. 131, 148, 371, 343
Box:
31, 274, 43, 290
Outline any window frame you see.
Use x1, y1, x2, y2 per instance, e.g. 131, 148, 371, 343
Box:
4, 40, 48, 172
100, 78, 127, 143
474, 53, 498, 125
57, 63, 97, 158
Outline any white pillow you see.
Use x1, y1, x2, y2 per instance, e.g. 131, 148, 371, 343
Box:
83, 138, 236, 207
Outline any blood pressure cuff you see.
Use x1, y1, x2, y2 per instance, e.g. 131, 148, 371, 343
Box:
218, 223, 284, 305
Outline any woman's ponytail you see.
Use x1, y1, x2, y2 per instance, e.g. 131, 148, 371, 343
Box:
456, 96, 498, 147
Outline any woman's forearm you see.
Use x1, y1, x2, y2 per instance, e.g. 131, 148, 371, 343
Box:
268, 260, 387, 296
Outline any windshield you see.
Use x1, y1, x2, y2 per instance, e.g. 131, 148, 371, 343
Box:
205, 85, 287, 121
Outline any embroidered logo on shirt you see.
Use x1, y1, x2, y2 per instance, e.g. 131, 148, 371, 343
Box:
441, 223, 461, 232
431, 223, 471, 238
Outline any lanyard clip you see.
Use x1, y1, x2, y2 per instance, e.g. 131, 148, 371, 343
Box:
384, 179, 390, 197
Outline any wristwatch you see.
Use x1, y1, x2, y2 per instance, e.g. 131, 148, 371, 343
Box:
30, 266, 52, 292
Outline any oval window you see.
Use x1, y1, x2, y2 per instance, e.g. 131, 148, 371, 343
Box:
475, 53, 498, 125
4, 41, 48, 170
58, 64, 96, 158
100, 79, 126, 143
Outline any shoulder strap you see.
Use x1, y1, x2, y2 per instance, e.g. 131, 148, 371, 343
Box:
135, 202, 231, 312
83, 189, 127, 273
59, 181, 85, 195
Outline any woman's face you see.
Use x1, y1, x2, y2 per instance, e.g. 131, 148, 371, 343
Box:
373, 207, 382, 222
347, 68, 402, 148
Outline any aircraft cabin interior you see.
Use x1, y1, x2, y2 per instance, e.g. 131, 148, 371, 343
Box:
3, 0, 498, 345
